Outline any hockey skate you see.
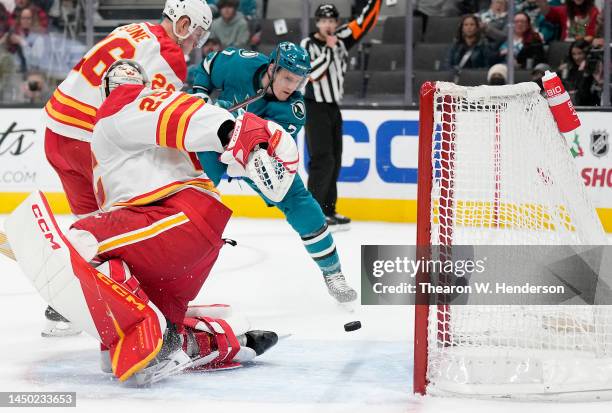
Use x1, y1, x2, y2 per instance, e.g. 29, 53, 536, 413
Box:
128, 323, 192, 387
325, 214, 351, 232
41, 306, 82, 337
324, 272, 358, 303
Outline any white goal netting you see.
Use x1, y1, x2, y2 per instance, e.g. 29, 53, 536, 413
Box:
422, 82, 611, 399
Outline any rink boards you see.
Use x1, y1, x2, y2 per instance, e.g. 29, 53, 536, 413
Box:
0, 108, 610, 231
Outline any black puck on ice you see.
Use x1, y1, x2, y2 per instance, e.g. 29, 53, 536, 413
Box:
344, 321, 361, 332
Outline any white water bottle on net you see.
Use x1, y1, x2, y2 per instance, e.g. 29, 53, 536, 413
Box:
414, 81, 611, 400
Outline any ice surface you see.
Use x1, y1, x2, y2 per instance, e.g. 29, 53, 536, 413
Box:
1, 216, 611, 412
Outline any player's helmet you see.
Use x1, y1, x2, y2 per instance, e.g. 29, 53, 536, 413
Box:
269, 42, 311, 78
315, 3, 339, 20
163, 0, 212, 48
101, 59, 148, 99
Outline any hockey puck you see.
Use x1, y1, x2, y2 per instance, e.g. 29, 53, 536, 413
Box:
344, 321, 361, 332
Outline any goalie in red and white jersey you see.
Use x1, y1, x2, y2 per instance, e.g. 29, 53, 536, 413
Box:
6, 60, 298, 385
41, 0, 212, 337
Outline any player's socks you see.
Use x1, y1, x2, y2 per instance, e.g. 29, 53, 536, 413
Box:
301, 225, 358, 303
301, 224, 341, 275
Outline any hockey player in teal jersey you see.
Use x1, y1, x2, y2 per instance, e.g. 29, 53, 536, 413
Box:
191, 42, 357, 303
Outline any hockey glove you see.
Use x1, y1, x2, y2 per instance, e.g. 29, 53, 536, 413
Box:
219, 113, 298, 202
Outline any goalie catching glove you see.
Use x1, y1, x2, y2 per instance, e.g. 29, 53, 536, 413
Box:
220, 112, 298, 202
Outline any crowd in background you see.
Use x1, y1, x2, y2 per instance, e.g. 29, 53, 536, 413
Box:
0, 0, 52, 103
0, 0, 610, 106
436, 0, 608, 105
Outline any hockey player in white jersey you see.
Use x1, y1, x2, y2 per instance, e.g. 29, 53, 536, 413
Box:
42, 0, 212, 337
6, 61, 296, 384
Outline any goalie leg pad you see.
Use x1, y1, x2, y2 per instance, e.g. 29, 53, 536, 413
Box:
186, 303, 233, 319
182, 312, 256, 370
71, 188, 231, 324
5, 191, 166, 382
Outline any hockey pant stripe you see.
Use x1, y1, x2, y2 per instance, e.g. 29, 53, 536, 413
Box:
97, 212, 189, 254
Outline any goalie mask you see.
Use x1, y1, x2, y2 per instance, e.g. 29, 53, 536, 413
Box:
101, 59, 148, 99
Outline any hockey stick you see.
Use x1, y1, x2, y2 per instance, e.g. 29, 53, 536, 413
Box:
0, 231, 15, 261
228, 88, 267, 112
226, 45, 283, 112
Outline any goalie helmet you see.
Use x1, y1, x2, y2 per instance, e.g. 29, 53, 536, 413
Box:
101, 59, 148, 99
163, 0, 212, 48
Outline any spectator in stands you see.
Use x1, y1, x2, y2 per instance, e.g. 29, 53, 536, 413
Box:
536, 0, 599, 41
558, 39, 599, 104
592, 8, 606, 47
479, 0, 509, 46
499, 11, 545, 69
35, 1, 53, 12
202, 36, 222, 56
0, 29, 16, 101
531, 62, 550, 91
19, 69, 49, 103
6, 6, 47, 72
8, 0, 48, 30
516, 0, 562, 43
582, 54, 605, 105
207, 0, 257, 19
186, 38, 222, 88
446, 15, 494, 72
0, 2, 9, 36
487, 63, 507, 84
209, 0, 250, 49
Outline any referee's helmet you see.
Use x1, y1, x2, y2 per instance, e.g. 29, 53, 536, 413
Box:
315, 3, 339, 20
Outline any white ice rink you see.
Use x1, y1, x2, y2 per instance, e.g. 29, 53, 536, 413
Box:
1, 215, 612, 413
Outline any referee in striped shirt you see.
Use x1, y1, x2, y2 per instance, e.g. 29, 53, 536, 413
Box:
301, 0, 381, 230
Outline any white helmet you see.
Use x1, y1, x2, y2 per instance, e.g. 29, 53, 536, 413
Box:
101, 59, 148, 99
163, 0, 212, 48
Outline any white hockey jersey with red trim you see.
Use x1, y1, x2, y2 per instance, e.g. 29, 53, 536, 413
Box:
45, 22, 187, 142
91, 84, 234, 212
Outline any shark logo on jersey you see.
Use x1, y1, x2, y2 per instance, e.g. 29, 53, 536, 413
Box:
239, 50, 259, 58
292, 101, 305, 120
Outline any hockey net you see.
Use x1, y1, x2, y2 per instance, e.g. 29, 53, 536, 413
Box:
414, 81, 611, 399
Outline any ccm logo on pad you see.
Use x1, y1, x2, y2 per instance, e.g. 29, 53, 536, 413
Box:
32, 204, 61, 250
96, 273, 146, 311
